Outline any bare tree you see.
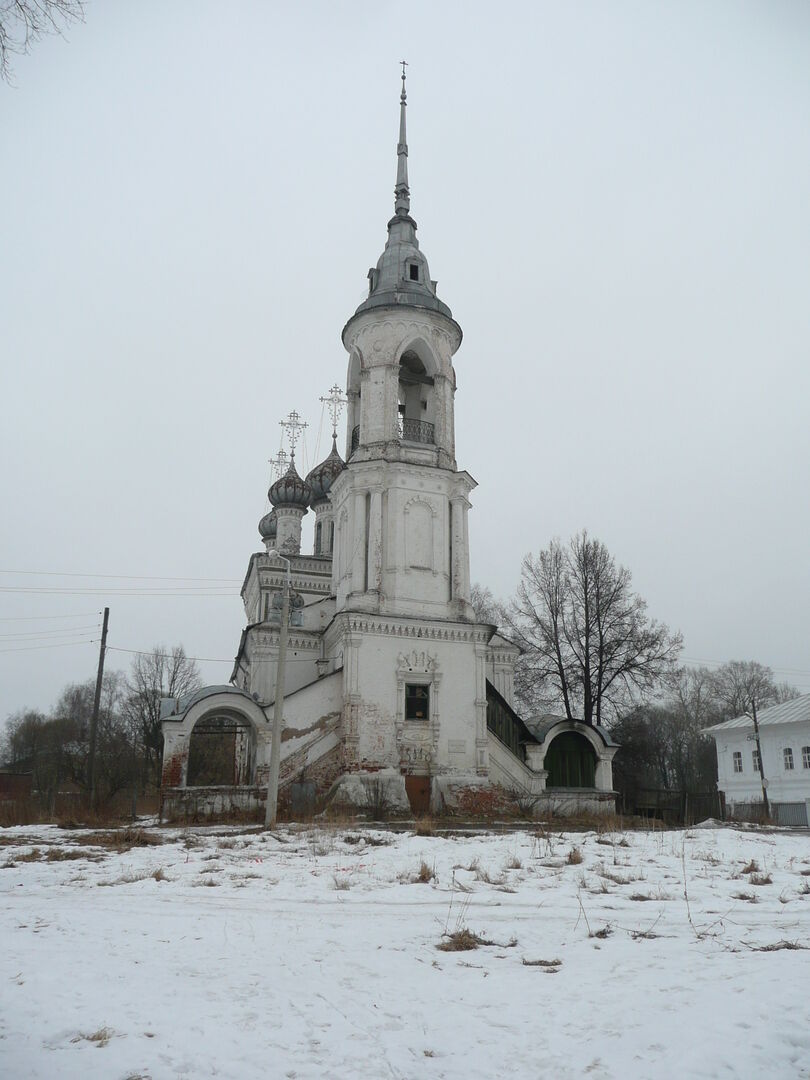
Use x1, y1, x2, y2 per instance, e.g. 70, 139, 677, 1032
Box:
470, 582, 502, 625
711, 659, 779, 816
0, 0, 84, 81
505, 531, 682, 725
124, 646, 202, 786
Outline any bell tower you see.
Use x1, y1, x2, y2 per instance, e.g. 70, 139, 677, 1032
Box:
329, 68, 475, 622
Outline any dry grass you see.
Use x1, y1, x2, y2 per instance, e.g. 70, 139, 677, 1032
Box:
751, 940, 808, 952
522, 958, 562, 968
415, 816, 435, 837
504, 853, 523, 870
332, 873, 352, 891
72, 1026, 113, 1048
749, 872, 773, 886
151, 867, 168, 882
567, 847, 584, 865
414, 859, 436, 884
741, 859, 760, 875
97, 870, 151, 887
732, 891, 758, 903
45, 848, 87, 862
435, 928, 515, 952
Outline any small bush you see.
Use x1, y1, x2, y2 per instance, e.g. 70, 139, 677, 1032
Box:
415, 859, 436, 884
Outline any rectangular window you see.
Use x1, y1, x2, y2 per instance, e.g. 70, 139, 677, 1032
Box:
409, 264, 419, 281
405, 684, 429, 722
752, 749, 761, 773
784, 747, 794, 771
732, 751, 743, 773
803, 746, 810, 770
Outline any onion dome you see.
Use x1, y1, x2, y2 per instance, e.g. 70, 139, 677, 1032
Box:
306, 438, 346, 504
258, 508, 277, 541
268, 456, 311, 509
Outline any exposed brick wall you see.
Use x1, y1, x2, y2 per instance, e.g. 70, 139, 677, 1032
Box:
161, 750, 187, 789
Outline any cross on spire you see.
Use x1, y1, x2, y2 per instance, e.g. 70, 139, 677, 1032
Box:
280, 410, 307, 460
320, 384, 348, 441
268, 448, 289, 480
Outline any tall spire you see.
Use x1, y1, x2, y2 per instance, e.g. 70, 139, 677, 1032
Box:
394, 60, 410, 217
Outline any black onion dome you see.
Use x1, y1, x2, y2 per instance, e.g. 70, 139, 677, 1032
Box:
258, 508, 277, 541
306, 438, 346, 503
268, 458, 312, 509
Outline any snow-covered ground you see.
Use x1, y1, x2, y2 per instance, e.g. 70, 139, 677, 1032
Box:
1, 821, 809, 1079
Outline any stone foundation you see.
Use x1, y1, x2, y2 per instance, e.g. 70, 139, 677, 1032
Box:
160, 785, 263, 822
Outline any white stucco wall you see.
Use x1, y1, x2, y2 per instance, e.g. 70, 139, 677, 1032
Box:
712, 720, 810, 805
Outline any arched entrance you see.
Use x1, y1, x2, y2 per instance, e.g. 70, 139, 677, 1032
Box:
187, 708, 257, 787
545, 731, 597, 788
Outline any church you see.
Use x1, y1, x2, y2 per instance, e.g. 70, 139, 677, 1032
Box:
159, 71, 617, 819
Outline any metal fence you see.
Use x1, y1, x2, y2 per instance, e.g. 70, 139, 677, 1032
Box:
726, 800, 808, 828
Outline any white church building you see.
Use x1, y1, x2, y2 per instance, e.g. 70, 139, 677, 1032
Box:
160, 73, 618, 819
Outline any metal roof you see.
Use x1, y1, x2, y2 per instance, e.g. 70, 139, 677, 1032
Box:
703, 693, 810, 733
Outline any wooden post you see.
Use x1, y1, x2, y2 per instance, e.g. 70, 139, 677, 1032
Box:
88, 607, 109, 812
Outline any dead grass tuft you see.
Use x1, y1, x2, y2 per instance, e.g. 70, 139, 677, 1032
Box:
749, 872, 773, 886
152, 867, 168, 882
332, 873, 352, 891
97, 870, 151, 887
504, 853, 523, 870
415, 816, 435, 837
522, 958, 562, 968
45, 847, 87, 862
567, 847, 584, 865
72, 1026, 114, 1048
741, 859, 759, 875
751, 940, 808, 952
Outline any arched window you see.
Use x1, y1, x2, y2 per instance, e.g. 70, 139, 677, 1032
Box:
315, 521, 322, 555
544, 731, 597, 789
398, 350, 435, 444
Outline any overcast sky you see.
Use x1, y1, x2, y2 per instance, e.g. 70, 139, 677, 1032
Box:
2, 0, 809, 721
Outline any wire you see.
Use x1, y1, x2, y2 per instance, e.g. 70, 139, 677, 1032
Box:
0, 639, 97, 654
0, 587, 236, 596
0, 569, 241, 582
105, 645, 344, 665
0, 611, 101, 621
0, 625, 99, 640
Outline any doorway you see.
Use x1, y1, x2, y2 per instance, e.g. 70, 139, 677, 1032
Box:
405, 774, 430, 814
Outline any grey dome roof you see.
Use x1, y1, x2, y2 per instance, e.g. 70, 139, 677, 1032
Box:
268, 458, 311, 509
306, 438, 346, 503
258, 508, 277, 540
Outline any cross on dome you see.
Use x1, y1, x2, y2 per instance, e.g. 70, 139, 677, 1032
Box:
280, 410, 308, 459
319, 385, 348, 441
268, 448, 289, 480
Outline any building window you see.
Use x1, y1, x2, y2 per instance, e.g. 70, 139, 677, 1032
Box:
405, 684, 429, 722
732, 751, 743, 773
784, 747, 794, 771
752, 748, 761, 773
408, 263, 419, 281
803, 746, 810, 770
315, 521, 322, 555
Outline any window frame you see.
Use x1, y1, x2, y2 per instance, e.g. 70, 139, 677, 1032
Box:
732, 750, 743, 774
404, 683, 430, 723
802, 746, 810, 770
752, 748, 761, 773
783, 747, 795, 771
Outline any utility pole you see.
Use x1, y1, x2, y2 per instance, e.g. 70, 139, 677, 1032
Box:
751, 698, 770, 820
88, 606, 109, 812
265, 553, 291, 828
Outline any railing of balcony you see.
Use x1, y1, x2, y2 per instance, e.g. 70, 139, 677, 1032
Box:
398, 417, 435, 444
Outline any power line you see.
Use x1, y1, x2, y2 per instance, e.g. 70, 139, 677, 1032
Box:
0, 569, 241, 583
0, 639, 97, 654
105, 645, 342, 665
0, 612, 101, 621
0, 625, 100, 640
0, 587, 236, 596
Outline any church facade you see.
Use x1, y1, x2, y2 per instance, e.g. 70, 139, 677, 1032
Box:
160, 73, 617, 819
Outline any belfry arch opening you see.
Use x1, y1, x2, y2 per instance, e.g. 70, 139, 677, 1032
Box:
544, 731, 597, 789
187, 709, 257, 787
397, 348, 435, 444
